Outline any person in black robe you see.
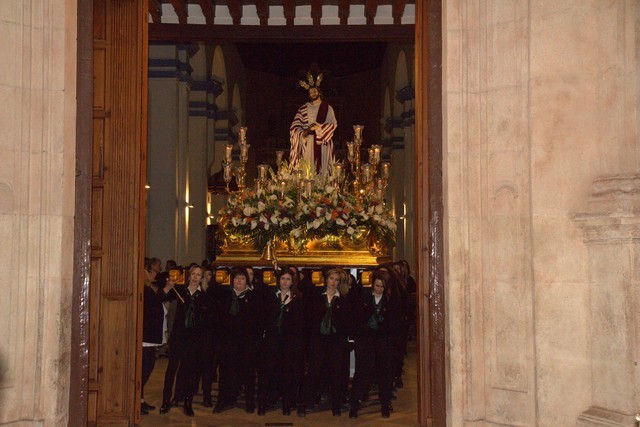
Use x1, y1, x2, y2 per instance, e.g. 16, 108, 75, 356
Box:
257, 266, 305, 416
159, 264, 208, 417
348, 269, 403, 418
213, 267, 262, 414
297, 268, 348, 417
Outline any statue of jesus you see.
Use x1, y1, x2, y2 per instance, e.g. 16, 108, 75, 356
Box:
289, 72, 337, 177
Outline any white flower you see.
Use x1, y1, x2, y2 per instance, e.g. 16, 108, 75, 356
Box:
336, 218, 346, 226
250, 220, 258, 230
264, 222, 270, 230
257, 201, 266, 212
375, 205, 384, 214
281, 217, 290, 225
259, 214, 268, 223
292, 227, 301, 237
243, 205, 255, 216
271, 215, 279, 224
325, 212, 332, 221
325, 185, 335, 193
312, 218, 322, 229
315, 207, 323, 217
373, 214, 381, 222
347, 226, 355, 235
231, 217, 239, 226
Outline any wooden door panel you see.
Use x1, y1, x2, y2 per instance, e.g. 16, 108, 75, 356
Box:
90, 0, 147, 424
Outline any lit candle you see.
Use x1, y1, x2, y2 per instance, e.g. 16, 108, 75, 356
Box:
346, 142, 355, 161
224, 144, 233, 163
372, 145, 381, 164
223, 162, 232, 181
240, 144, 250, 162
376, 189, 384, 200
381, 162, 391, 179
294, 170, 303, 185
377, 178, 384, 189
303, 179, 314, 198
333, 163, 343, 181
280, 180, 287, 197
239, 127, 247, 143
353, 125, 364, 140
362, 163, 371, 183
276, 150, 284, 166
368, 147, 375, 164
255, 178, 262, 192
257, 164, 268, 181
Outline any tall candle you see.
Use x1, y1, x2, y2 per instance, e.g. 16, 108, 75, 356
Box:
333, 163, 343, 181
362, 163, 371, 183
223, 162, 232, 181
368, 147, 376, 164
346, 142, 355, 161
381, 162, 391, 179
224, 144, 233, 163
240, 144, 250, 162
239, 127, 247, 143
275, 150, 284, 165
372, 145, 381, 164
257, 164, 268, 181
353, 125, 364, 140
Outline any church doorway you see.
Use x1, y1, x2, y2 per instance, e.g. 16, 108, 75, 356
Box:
72, 1, 444, 426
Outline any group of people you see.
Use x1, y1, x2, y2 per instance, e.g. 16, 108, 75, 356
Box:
141, 259, 416, 419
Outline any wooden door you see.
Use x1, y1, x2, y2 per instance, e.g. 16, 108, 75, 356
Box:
89, 0, 148, 424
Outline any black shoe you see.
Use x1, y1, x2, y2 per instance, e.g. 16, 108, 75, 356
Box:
172, 398, 182, 407
140, 408, 149, 415
202, 396, 213, 408
349, 402, 359, 418
381, 404, 391, 418
257, 404, 265, 416
282, 401, 291, 416
245, 401, 255, 414
159, 400, 172, 414
297, 404, 306, 417
213, 402, 228, 414
183, 398, 194, 417
333, 408, 341, 417
141, 401, 155, 411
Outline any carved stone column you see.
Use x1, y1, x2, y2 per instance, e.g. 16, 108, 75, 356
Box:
573, 175, 640, 427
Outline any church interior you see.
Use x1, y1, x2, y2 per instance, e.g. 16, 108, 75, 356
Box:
2, 1, 640, 426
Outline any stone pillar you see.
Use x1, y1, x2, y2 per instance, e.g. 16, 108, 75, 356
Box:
573, 175, 640, 427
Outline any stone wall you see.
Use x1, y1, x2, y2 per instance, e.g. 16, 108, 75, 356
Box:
0, 0, 76, 425
444, 1, 639, 425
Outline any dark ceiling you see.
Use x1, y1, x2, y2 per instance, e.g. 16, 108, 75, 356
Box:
235, 42, 388, 78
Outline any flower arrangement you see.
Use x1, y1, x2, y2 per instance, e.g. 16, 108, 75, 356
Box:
218, 165, 397, 252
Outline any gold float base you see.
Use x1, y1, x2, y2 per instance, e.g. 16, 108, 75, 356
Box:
214, 228, 391, 268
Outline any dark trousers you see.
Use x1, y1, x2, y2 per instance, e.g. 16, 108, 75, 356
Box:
218, 335, 257, 405
302, 334, 346, 410
141, 346, 157, 400
258, 335, 302, 407
200, 335, 219, 399
350, 334, 393, 405
161, 335, 201, 402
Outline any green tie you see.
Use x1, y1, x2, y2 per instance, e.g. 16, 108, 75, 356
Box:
367, 295, 384, 330
229, 289, 249, 316
320, 295, 337, 335
276, 292, 289, 335
185, 292, 197, 329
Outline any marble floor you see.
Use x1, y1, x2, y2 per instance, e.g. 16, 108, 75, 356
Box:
140, 341, 420, 426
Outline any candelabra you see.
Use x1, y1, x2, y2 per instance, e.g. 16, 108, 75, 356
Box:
222, 127, 249, 194
345, 125, 390, 201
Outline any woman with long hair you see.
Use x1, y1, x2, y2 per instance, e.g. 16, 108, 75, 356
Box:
159, 264, 208, 417
257, 266, 305, 416
348, 269, 403, 419
297, 267, 348, 417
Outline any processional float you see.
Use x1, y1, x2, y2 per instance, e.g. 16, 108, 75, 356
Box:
215, 125, 397, 267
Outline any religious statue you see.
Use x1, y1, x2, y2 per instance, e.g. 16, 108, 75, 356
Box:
289, 71, 337, 176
